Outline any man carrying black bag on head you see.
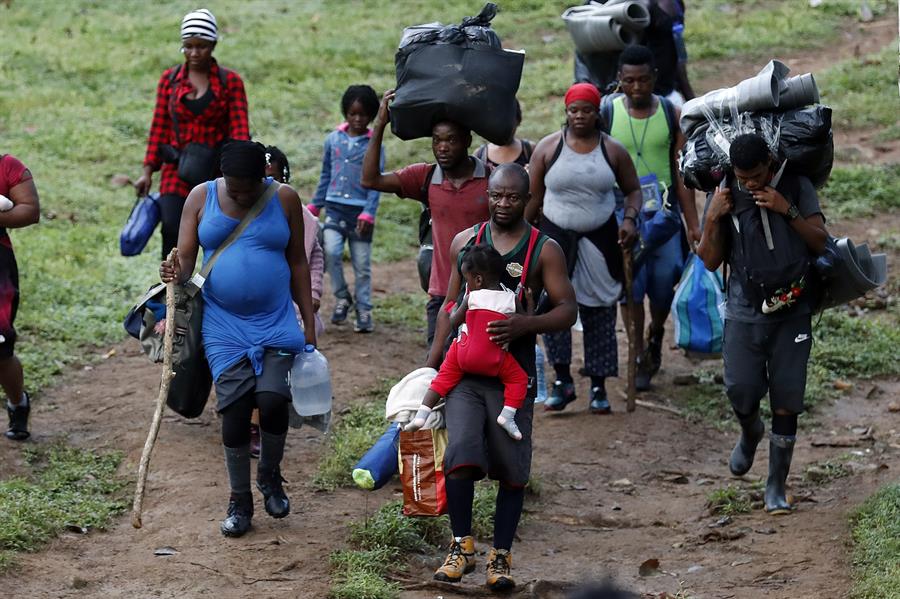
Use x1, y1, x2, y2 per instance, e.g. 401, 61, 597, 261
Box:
697, 133, 828, 515
362, 92, 491, 349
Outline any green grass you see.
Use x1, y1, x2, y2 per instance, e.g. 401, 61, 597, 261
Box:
684, 0, 890, 60
812, 310, 900, 380
706, 485, 752, 516
819, 45, 900, 140
313, 399, 387, 491
849, 482, 900, 598
820, 164, 900, 218
373, 292, 427, 330
0, 443, 128, 570
349, 500, 446, 553
329, 547, 400, 599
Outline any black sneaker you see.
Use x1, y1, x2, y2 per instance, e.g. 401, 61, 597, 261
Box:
331, 297, 352, 324
256, 468, 290, 519
220, 492, 253, 537
5, 392, 30, 441
544, 381, 577, 411
354, 310, 374, 333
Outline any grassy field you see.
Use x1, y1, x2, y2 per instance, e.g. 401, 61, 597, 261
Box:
0, 0, 897, 594
0, 0, 893, 389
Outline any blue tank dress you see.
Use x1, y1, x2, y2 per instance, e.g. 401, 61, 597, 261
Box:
198, 178, 306, 391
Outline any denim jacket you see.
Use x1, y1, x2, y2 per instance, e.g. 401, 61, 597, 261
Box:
311, 124, 385, 222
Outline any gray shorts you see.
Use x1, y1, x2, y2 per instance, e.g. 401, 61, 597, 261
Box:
443, 375, 534, 488
214, 349, 293, 412
723, 315, 812, 415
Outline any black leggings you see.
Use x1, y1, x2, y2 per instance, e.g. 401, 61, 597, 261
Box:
221, 391, 289, 448
159, 193, 186, 260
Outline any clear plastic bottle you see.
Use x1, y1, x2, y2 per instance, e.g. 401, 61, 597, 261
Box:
290, 344, 333, 417
534, 343, 548, 403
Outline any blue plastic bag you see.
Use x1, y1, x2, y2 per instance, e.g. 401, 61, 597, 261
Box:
671, 254, 725, 354
352, 423, 401, 490
120, 193, 160, 256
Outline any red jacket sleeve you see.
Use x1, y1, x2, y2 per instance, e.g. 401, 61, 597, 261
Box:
226, 72, 250, 141
143, 70, 174, 170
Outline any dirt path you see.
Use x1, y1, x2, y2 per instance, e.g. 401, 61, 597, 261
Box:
3, 237, 897, 598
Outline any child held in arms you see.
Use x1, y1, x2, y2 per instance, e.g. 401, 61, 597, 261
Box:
405, 244, 532, 440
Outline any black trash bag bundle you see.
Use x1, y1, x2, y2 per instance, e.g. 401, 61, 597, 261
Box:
775, 105, 833, 189
680, 123, 728, 191
679, 105, 833, 191
399, 3, 502, 49
391, 3, 525, 145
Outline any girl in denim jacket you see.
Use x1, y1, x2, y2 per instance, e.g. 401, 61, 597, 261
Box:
309, 85, 385, 333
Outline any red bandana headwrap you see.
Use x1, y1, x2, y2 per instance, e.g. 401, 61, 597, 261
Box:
564, 82, 601, 108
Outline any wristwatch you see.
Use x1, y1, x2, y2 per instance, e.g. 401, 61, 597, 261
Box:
786, 203, 800, 221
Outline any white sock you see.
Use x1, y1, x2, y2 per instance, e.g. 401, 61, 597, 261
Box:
496, 406, 522, 441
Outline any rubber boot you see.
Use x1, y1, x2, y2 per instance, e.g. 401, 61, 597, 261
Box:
646, 326, 664, 376
765, 434, 796, 515
729, 412, 765, 476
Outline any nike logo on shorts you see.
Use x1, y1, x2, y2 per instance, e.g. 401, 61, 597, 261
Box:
794, 334, 810, 343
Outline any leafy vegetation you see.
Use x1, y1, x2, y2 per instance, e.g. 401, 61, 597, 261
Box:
820, 164, 900, 218
812, 310, 900, 380
850, 482, 900, 599
0, 443, 128, 570
706, 484, 751, 516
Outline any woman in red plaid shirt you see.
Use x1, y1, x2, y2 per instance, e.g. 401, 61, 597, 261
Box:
135, 9, 250, 258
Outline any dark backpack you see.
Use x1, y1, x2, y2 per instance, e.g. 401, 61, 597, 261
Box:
416, 165, 438, 293
726, 167, 813, 309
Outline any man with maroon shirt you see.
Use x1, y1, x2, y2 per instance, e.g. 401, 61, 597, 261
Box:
361, 90, 491, 347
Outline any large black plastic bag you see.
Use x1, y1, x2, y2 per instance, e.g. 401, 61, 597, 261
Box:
777, 105, 833, 189
391, 3, 524, 145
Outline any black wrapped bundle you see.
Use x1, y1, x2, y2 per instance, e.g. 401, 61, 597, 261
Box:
679, 105, 833, 191
680, 123, 727, 191
777, 105, 833, 189
391, 3, 525, 145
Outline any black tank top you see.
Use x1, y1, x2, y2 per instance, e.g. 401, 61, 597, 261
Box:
458, 222, 549, 386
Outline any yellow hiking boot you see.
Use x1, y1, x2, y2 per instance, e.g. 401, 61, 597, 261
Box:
433, 536, 476, 582
485, 547, 515, 592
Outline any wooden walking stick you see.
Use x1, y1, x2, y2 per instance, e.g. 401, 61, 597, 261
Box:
132, 248, 178, 529
622, 248, 637, 413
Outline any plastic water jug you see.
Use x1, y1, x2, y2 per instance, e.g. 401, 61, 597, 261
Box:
534, 343, 548, 403
290, 345, 332, 417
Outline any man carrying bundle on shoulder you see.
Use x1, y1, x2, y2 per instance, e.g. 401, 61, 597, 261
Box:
697, 133, 828, 515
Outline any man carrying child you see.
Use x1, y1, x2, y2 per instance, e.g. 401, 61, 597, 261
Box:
422, 163, 576, 590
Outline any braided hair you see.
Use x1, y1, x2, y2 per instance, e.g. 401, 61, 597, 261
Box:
264, 145, 291, 183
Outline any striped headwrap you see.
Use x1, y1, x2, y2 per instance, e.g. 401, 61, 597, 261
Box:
181, 8, 218, 42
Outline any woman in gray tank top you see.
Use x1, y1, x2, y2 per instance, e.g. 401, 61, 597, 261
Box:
526, 83, 641, 414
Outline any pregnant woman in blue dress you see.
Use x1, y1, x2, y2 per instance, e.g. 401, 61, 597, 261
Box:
160, 141, 317, 537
